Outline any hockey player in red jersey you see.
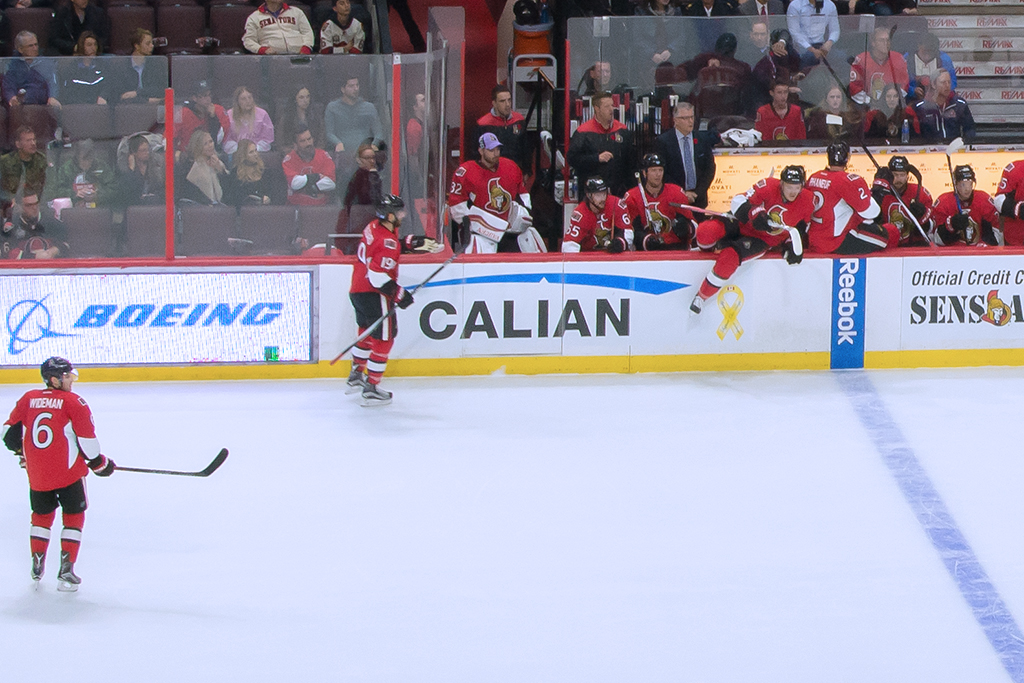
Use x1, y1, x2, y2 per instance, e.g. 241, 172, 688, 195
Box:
691, 165, 813, 314
871, 155, 934, 247
348, 194, 440, 406
562, 178, 632, 253
932, 165, 1002, 247
805, 141, 899, 254
448, 132, 545, 254
623, 153, 696, 251
2, 357, 115, 591
994, 158, 1024, 245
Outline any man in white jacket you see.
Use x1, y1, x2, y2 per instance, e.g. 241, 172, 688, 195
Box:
243, 0, 314, 55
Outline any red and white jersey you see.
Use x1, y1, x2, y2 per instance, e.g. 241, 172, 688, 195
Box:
806, 169, 879, 253
733, 178, 815, 248
623, 182, 693, 246
5, 388, 98, 492
996, 160, 1024, 245
932, 190, 1000, 246
754, 104, 806, 141
564, 195, 631, 252
319, 17, 365, 54
879, 182, 934, 245
350, 218, 401, 295
849, 51, 909, 104
282, 148, 336, 205
448, 157, 525, 222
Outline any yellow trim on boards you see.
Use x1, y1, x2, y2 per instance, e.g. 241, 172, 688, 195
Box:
864, 348, 1024, 369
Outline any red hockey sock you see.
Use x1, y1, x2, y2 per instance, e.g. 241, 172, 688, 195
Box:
61, 512, 85, 563
696, 219, 726, 251
699, 247, 740, 300
367, 336, 395, 386
30, 512, 55, 555
352, 334, 371, 372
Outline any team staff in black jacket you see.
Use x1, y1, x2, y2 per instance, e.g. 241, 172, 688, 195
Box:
567, 91, 635, 197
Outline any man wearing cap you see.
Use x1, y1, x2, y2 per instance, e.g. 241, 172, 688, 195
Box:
448, 132, 545, 253
176, 81, 230, 156
567, 90, 634, 197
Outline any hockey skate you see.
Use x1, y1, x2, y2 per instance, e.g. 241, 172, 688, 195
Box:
31, 552, 45, 583
56, 551, 80, 592
689, 294, 705, 316
345, 369, 369, 395
361, 383, 393, 407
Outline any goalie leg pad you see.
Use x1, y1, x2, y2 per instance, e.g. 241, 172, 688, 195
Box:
467, 234, 500, 254
517, 226, 547, 253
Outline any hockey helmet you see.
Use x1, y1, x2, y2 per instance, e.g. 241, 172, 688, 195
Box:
826, 140, 850, 168
953, 164, 976, 183
512, 0, 539, 26
585, 177, 609, 195
41, 357, 76, 385
888, 155, 910, 173
780, 165, 806, 185
375, 194, 405, 220
641, 153, 664, 170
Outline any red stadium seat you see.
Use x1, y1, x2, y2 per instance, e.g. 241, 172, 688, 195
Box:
124, 205, 167, 257
156, 4, 206, 55
62, 208, 115, 258
209, 4, 253, 54
107, 5, 156, 56
7, 9, 55, 55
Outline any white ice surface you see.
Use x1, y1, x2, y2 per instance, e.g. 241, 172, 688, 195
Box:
0, 368, 1021, 682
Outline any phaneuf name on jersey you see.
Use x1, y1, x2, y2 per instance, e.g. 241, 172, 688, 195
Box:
28, 397, 64, 409
419, 298, 630, 340
73, 303, 286, 329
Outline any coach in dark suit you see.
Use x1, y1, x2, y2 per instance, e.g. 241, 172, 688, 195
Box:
654, 102, 719, 208
684, 0, 735, 16
737, 0, 784, 15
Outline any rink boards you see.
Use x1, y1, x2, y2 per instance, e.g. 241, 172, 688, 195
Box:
1, 253, 1024, 381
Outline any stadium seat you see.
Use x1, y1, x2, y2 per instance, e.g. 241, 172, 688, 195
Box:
7, 9, 55, 54
179, 204, 235, 255
62, 208, 115, 258
124, 205, 167, 257
238, 205, 298, 253
156, 4, 206, 55
97, 0, 148, 7
60, 104, 114, 142
114, 103, 161, 137
211, 57, 264, 109
107, 5, 156, 56
209, 4, 253, 54
9, 104, 58, 146
298, 204, 345, 249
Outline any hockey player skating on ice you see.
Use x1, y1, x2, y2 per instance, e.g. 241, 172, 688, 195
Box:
805, 141, 899, 255
562, 177, 633, 253
2, 357, 115, 591
348, 194, 439, 406
691, 165, 813, 314
932, 164, 1001, 247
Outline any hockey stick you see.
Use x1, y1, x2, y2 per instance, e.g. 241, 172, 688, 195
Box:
114, 448, 228, 477
329, 247, 465, 365
945, 136, 966, 212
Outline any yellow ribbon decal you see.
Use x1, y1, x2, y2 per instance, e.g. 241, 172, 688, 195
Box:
716, 285, 744, 340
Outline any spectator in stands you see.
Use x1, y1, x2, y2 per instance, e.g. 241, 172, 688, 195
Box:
406, 92, 425, 160
748, 27, 800, 116
4, 31, 61, 108
3, 193, 68, 260
119, 134, 164, 206
52, 139, 115, 209
853, 0, 917, 15
679, 33, 751, 83
654, 102, 718, 208
786, 0, 840, 68
176, 80, 229, 156
863, 83, 917, 142
225, 139, 281, 207
325, 75, 382, 156
243, 0, 314, 55
320, 0, 365, 54
568, 91, 634, 197
0, 126, 47, 210
685, 0, 735, 16
283, 125, 336, 205
906, 33, 956, 102
344, 142, 382, 212
738, 0, 783, 15
475, 85, 528, 173
755, 80, 806, 142
578, 61, 612, 97
116, 29, 164, 104
849, 26, 909, 110
223, 86, 274, 156
805, 85, 856, 141
911, 69, 975, 143
50, 0, 110, 56
177, 130, 228, 205
635, 0, 681, 16
737, 20, 771, 65
5, 0, 50, 7
277, 85, 326, 152
59, 31, 111, 105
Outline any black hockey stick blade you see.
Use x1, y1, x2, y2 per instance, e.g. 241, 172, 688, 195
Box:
114, 448, 229, 477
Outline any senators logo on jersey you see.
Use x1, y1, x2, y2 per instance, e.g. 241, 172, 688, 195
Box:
486, 177, 511, 214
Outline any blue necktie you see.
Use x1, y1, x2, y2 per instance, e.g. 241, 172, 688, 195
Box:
683, 134, 696, 191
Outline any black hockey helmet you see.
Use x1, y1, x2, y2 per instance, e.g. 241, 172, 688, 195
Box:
376, 194, 405, 220
953, 164, 976, 183
780, 165, 806, 185
641, 153, 664, 170
41, 357, 76, 385
512, 0, 539, 26
826, 140, 850, 168
888, 155, 910, 172
585, 177, 609, 194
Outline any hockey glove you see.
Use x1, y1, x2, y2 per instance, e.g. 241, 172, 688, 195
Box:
88, 455, 115, 477
873, 167, 894, 184
403, 235, 442, 253
782, 243, 803, 265
751, 212, 770, 233
607, 236, 627, 253
950, 213, 970, 239
3, 421, 23, 454
641, 233, 664, 251
17, 453, 25, 469
908, 200, 928, 221
395, 287, 415, 309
